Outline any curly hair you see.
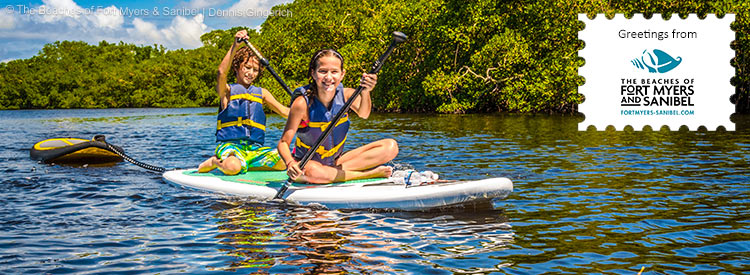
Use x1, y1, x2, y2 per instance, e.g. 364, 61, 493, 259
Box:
306, 49, 344, 98
231, 46, 263, 79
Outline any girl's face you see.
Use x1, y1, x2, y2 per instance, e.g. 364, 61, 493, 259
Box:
237, 58, 260, 85
312, 55, 345, 93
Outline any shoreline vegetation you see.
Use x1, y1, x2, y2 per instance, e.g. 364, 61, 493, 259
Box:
1, 0, 749, 113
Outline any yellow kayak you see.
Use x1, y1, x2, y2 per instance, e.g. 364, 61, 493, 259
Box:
30, 135, 123, 164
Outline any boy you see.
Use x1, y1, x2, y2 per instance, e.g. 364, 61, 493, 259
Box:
198, 30, 289, 175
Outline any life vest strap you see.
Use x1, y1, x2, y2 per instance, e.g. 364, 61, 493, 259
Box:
295, 135, 347, 159
217, 117, 266, 131
229, 93, 263, 104
300, 114, 349, 130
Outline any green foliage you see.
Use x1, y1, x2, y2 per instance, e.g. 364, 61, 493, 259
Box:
252, 0, 750, 113
0, 40, 220, 109
1, 0, 749, 113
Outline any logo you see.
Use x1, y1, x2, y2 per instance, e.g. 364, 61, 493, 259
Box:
578, 14, 735, 131
630, 49, 682, 73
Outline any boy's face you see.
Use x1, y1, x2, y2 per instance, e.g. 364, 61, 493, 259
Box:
236, 58, 260, 85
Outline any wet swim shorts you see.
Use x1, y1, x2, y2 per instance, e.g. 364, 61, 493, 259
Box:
214, 140, 281, 173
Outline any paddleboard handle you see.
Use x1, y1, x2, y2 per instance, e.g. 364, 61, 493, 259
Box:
273, 31, 408, 200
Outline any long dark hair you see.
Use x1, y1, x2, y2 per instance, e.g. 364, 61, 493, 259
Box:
306, 49, 344, 98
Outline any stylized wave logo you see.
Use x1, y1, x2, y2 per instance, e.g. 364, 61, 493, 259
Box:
631, 49, 682, 73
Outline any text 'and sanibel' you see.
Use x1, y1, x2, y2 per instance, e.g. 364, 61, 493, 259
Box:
620, 78, 695, 107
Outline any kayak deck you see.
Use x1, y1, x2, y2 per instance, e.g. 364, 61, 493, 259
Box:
30, 137, 124, 164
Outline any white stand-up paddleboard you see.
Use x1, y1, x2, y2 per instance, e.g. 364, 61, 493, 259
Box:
163, 169, 513, 211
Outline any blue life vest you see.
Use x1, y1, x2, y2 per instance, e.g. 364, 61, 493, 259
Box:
216, 84, 266, 144
293, 84, 350, 166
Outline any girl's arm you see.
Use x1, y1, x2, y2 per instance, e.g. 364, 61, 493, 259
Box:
278, 96, 307, 180
262, 88, 290, 118
347, 73, 377, 119
216, 30, 248, 110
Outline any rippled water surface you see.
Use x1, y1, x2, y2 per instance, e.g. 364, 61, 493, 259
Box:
1, 108, 749, 274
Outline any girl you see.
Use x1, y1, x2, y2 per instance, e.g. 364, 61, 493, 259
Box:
199, 30, 289, 175
278, 49, 398, 184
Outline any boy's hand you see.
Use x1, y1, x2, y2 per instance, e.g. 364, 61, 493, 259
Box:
234, 30, 249, 46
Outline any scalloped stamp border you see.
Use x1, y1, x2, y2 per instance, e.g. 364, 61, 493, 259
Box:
578, 14, 735, 131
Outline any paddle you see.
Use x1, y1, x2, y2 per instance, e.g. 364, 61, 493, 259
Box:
239, 38, 293, 96
273, 31, 408, 200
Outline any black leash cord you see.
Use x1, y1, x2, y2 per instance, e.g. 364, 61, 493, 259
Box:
104, 142, 166, 173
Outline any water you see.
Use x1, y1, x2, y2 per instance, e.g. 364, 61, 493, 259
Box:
1, 108, 749, 274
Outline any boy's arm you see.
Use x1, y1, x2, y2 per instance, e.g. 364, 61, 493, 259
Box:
262, 88, 290, 118
217, 30, 249, 110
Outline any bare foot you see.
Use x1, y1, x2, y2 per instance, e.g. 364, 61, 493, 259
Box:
372, 166, 393, 178
198, 157, 218, 173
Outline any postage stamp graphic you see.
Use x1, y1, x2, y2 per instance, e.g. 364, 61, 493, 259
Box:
578, 14, 735, 131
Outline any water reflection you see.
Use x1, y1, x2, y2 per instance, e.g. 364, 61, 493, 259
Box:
281, 208, 368, 274
212, 201, 515, 274
211, 204, 276, 272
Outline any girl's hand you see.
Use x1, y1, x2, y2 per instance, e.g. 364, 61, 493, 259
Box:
360, 73, 378, 93
234, 30, 249, 46
286, 160, 303, 181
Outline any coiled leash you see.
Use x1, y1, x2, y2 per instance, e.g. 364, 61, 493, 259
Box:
95, 135, 166, 173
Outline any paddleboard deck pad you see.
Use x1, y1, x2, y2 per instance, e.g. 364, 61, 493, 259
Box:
163, 169, 513, 211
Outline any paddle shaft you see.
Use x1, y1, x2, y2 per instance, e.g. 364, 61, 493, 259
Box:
273, 32, 407, 200
241, 39, 293, 96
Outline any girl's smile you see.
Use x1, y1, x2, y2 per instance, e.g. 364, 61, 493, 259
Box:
313, 56, 345, 93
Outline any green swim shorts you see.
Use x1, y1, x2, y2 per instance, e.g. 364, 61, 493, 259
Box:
214, 140, 281, 173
